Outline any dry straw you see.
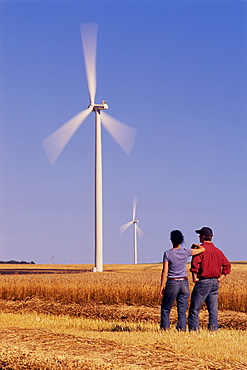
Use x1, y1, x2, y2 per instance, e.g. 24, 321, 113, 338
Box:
0, 263, 246, 312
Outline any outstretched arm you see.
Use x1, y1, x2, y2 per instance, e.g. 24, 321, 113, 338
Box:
191, 243, 205, 256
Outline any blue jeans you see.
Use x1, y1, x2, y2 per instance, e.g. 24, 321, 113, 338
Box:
160, 279, 190, 331
188, 278, 219, 331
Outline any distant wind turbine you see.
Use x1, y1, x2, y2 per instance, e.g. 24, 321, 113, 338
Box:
43, 23, 137, 272
120, 197, 143, 264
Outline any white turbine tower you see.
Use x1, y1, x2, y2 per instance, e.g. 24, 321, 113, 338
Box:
43, 24, 137, 272
120, 197, 143, 264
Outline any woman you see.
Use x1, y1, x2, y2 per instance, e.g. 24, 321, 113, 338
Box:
160, 230, 205, 331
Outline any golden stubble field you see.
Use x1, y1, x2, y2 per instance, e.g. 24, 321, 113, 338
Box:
0, 263, 246, 370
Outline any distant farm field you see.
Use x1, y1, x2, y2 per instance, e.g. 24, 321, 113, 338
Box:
0, 263, 246, 369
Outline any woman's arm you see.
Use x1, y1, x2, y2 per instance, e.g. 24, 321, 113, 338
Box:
159, 261, 168, 297
191, 243, 205, 256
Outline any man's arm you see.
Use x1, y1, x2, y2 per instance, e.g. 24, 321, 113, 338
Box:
190, 251, 202, 282
218, 254, 231, 282
218, 274, 226, 282
192, 271, 199, 283
221, 254, 231, 276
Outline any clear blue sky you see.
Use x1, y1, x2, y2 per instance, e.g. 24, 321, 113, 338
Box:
0, 0, 246, 264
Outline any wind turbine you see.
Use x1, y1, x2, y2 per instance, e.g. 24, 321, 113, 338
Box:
43, 24, 137, 272
120, 197, 143, 264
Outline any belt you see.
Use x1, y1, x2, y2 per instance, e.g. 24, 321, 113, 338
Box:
168, 277, 187, 281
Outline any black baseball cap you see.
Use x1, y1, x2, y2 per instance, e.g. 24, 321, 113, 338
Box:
195, 227, 213, 236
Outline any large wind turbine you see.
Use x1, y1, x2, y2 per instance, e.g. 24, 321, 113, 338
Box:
120, 197, 143, 264
43, 24, 137, 272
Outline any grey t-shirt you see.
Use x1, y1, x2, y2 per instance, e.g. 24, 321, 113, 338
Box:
163, 248, 193, 278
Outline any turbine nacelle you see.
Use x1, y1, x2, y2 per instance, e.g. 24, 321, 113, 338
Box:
89, 100, 109, 111
133, 220, 139, 224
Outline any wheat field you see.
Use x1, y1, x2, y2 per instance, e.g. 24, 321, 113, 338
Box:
0, 263, 246, 369
0, 263, 246, 312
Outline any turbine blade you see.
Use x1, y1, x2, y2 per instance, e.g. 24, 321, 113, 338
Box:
133, 197, 137, 221
136, 225, 144, 239
101, 111, 137, 155
43, 107, 92, 165
120, 221, 133, 234
80, 23, 97, 105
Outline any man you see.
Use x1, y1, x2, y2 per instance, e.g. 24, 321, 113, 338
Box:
188, 227, 231, 331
